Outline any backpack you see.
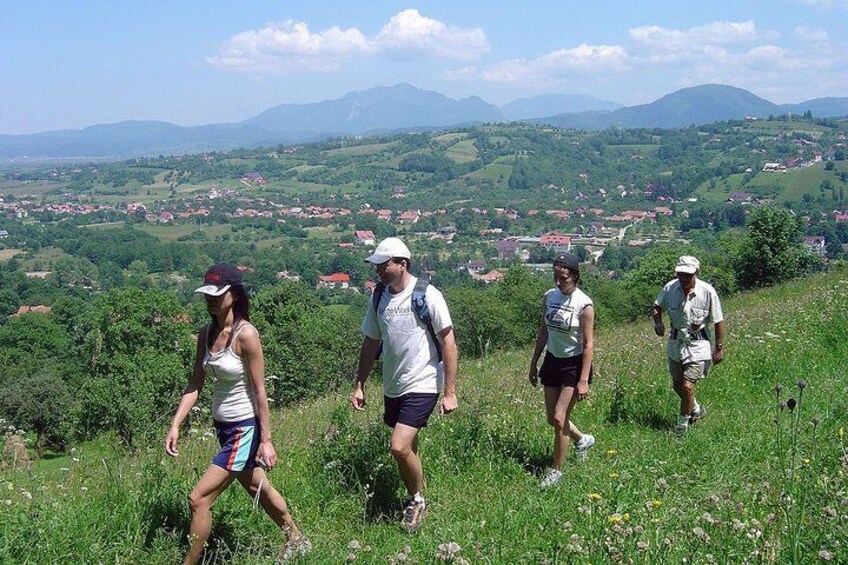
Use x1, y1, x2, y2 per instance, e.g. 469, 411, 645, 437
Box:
372, 277, 443, 362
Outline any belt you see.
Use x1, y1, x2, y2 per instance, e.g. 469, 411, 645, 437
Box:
670, 328, 709, 341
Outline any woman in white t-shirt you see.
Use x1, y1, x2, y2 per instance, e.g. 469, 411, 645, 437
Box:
164, 263, 310, 564
528, 253, 596, 488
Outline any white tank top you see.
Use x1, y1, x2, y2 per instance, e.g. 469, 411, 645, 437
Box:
203, 322, 257, 422
544, 287, 593, 358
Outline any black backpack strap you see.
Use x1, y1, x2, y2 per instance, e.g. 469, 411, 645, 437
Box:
372, 283, 386, 360
411, 278, 443, 362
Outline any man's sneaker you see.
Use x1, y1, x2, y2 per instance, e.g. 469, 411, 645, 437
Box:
674, 422, 689, 435
574, 434, 595, 460
689, 404, 707, 425
540, 468, 563, 488
277, 535, 312, 562
401, 496, 427, 533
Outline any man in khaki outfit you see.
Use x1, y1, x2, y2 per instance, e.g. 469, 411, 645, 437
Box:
651, 256, 724, 433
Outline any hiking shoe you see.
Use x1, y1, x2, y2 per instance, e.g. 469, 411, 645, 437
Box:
574, 434, 595, 460
540, 468, 563, 488
277, 535, 312, 562
401, 496, 427, 533
689, 404, 707, 425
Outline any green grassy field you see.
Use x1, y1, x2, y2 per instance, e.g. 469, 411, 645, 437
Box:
1, 271, 846, 563
445, 140, 478, 164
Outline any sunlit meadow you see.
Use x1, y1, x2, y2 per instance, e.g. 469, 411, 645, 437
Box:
1, 271, 846, 563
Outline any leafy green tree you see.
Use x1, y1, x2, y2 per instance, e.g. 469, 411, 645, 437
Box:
73, 288, 195, 447
252, 282, 361, 404
733, 207, 808, 289
0, 371, 72, 455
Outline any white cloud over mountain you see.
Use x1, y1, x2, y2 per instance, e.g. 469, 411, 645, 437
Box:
208, 9, 488, 72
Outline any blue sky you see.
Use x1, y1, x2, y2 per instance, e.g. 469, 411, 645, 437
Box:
2, 0, 847, 134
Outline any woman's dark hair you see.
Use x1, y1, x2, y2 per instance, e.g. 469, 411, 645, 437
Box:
230, 284, 251, 325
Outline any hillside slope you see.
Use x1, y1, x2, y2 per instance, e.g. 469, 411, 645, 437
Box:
1, 271, 846, 563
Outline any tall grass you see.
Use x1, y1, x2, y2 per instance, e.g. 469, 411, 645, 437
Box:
1, 272, 846, 563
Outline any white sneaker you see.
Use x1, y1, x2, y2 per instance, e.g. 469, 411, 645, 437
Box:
689, 404, 707, 425
540, 468, 563, 488
574, 434, 595, 460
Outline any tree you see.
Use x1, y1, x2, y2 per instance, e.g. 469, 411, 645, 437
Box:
733, 207, 808, 290
73, 288, 195, 447
0, 371, 72, 456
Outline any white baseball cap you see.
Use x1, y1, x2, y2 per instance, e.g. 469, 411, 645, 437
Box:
364, 237, 411, 264
675, 255, 700, 274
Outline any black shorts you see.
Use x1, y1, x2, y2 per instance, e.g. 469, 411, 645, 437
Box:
384, 393, 439, 429
539, 352, 593, 388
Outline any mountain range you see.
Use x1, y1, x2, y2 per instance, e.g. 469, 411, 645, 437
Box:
2, 83, 846, 160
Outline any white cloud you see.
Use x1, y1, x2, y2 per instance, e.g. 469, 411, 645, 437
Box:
375, 9, 489, 60
794, 25, 829, 42
208, 10, 488, 72
479, 43, 628, 84
207, 20, 370, 71
630, 20, 762, 52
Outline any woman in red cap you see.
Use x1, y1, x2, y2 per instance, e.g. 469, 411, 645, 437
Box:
164, 263, 310, 563
528, 253, 596, 487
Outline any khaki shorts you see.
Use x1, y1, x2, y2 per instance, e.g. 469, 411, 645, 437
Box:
669, 359, 711, 383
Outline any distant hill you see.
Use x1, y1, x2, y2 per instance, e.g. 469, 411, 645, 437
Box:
2, 83, 846, 160
534, 84, 791, 129
244, 83, 503, 135
0, 121, 286, 160
501, 93, 622, 121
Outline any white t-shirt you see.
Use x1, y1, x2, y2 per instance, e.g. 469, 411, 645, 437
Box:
544, 287, 593, 358
654, 278, 724, 363
361, 276, 453, 398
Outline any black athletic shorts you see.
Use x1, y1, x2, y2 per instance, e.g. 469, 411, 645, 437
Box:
539, 351, 593, 388
384, 392, 439, 428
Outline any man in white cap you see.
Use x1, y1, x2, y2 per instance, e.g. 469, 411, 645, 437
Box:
651, 255, 724, 434
351, 237, 458, 532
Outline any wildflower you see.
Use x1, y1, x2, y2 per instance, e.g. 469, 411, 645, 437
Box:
21, 491, 32, 500
797, 379, 807, 390
701, 512, 717, 525
637, 541, 649, 551
787, 398, 797, 410
692, 527, 710, 543
589, 493, 602, 501
774, 384, 783, 394
655, 478, 669, 490
818, 550, 834, 561
778, 402, 787, 411
608, 513, 622, 525
647, 499, 663, 509
607, 449, 617, 457
348, 540, 361, 550
811, 417, 820, 427
609, 472, 620, 479
562, 521, 573, 531
346, 553, 356, 562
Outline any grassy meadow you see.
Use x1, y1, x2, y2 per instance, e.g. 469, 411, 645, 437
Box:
1, 271, 847, 563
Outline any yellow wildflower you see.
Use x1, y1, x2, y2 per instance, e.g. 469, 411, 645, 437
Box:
589, 493, 602, 501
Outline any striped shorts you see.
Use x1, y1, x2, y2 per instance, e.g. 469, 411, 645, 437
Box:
212, 417, 260, 472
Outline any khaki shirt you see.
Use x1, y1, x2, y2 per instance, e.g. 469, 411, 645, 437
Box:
655, 278, 723, 363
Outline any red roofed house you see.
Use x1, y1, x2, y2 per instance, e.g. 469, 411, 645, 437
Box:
539, 234, 572, 253
12, 305, 52, 317
803, 236, 826, 257
317, 273, 351, 289
354, 230, 376, 246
